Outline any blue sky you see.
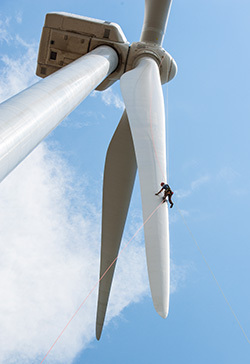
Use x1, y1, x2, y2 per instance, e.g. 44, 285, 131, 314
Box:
0, 0, 250, 363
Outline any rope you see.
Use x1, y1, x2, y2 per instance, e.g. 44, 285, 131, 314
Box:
149, 73, 166, 182
148, 58, 170, 185
166, 84, 170, 182
39, 200, 164, 364
40, 54, 170, 363
152, 65, 249, 344
158, 54, 249, 345
176, 203, 250, 345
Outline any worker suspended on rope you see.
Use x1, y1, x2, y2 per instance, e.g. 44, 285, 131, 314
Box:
155, 182, 174, 208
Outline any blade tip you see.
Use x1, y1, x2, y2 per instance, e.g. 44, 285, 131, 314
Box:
155, 303, 169, 319
158, 310, 168, 319
96, 326, 102, 341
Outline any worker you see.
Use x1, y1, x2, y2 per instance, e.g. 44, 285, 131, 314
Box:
155, 182, 174, 208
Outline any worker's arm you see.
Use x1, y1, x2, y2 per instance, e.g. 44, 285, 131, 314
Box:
155, 188, 163, 195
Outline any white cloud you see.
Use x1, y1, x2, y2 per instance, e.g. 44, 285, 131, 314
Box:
0, 18, 12, 43
0, 142, 187, 363
175, 174, 211, 199
217, 166, 240, 182
169, 208, 189, 225
15, 12, 23, 24
0, 28, 186, 363
0, 15, 23, 44
170, 260, 189, 294
92, 88, 124, 109
0, 30, 38, 103
0, 142, 150, 364
190, 174, 210, 190
60, 110, 105, 129
216, 166, 248, 197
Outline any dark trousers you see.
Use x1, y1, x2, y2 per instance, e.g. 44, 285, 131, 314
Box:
164, 190, 174, 206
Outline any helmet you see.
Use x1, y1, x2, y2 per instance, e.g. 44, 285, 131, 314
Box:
161, 182, 165, 186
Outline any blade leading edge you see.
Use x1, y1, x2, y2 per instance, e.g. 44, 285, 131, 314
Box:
120, 57, 170, 318
96, 111, 137, 340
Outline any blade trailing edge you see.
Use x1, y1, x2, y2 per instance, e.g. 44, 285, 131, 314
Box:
96, 111, 137, 340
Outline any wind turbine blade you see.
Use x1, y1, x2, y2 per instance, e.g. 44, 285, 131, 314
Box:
96, 111, 137, 340
120, 57, 170, 318
140, 0, 172, 45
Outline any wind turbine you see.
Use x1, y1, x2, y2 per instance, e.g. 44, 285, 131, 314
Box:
0, 0, 177, 340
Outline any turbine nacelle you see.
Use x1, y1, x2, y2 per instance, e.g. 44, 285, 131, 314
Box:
36, 12, 129, 90
36, 12, 177, 90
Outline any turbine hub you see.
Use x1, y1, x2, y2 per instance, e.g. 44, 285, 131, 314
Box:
125, 42, 177, 84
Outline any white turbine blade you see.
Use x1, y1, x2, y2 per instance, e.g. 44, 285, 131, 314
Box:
96, 111, 137, 340
0, 46, 118, 183
120, 57, 170, 318
140, 0, 172, 45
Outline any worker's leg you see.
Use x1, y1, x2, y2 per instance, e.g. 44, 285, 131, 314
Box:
168, 193, 174, 208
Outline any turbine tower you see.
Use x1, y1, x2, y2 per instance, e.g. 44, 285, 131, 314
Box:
0, 0, 177, 340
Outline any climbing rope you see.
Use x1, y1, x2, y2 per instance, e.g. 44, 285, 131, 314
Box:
166, 83, 170, 182
152, 64, 249, 344
39, 200, 164, 364
176, 203, 250, 345
40, 55, 170, 363
40, 53, 249, 363
148, 57, 170, 186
